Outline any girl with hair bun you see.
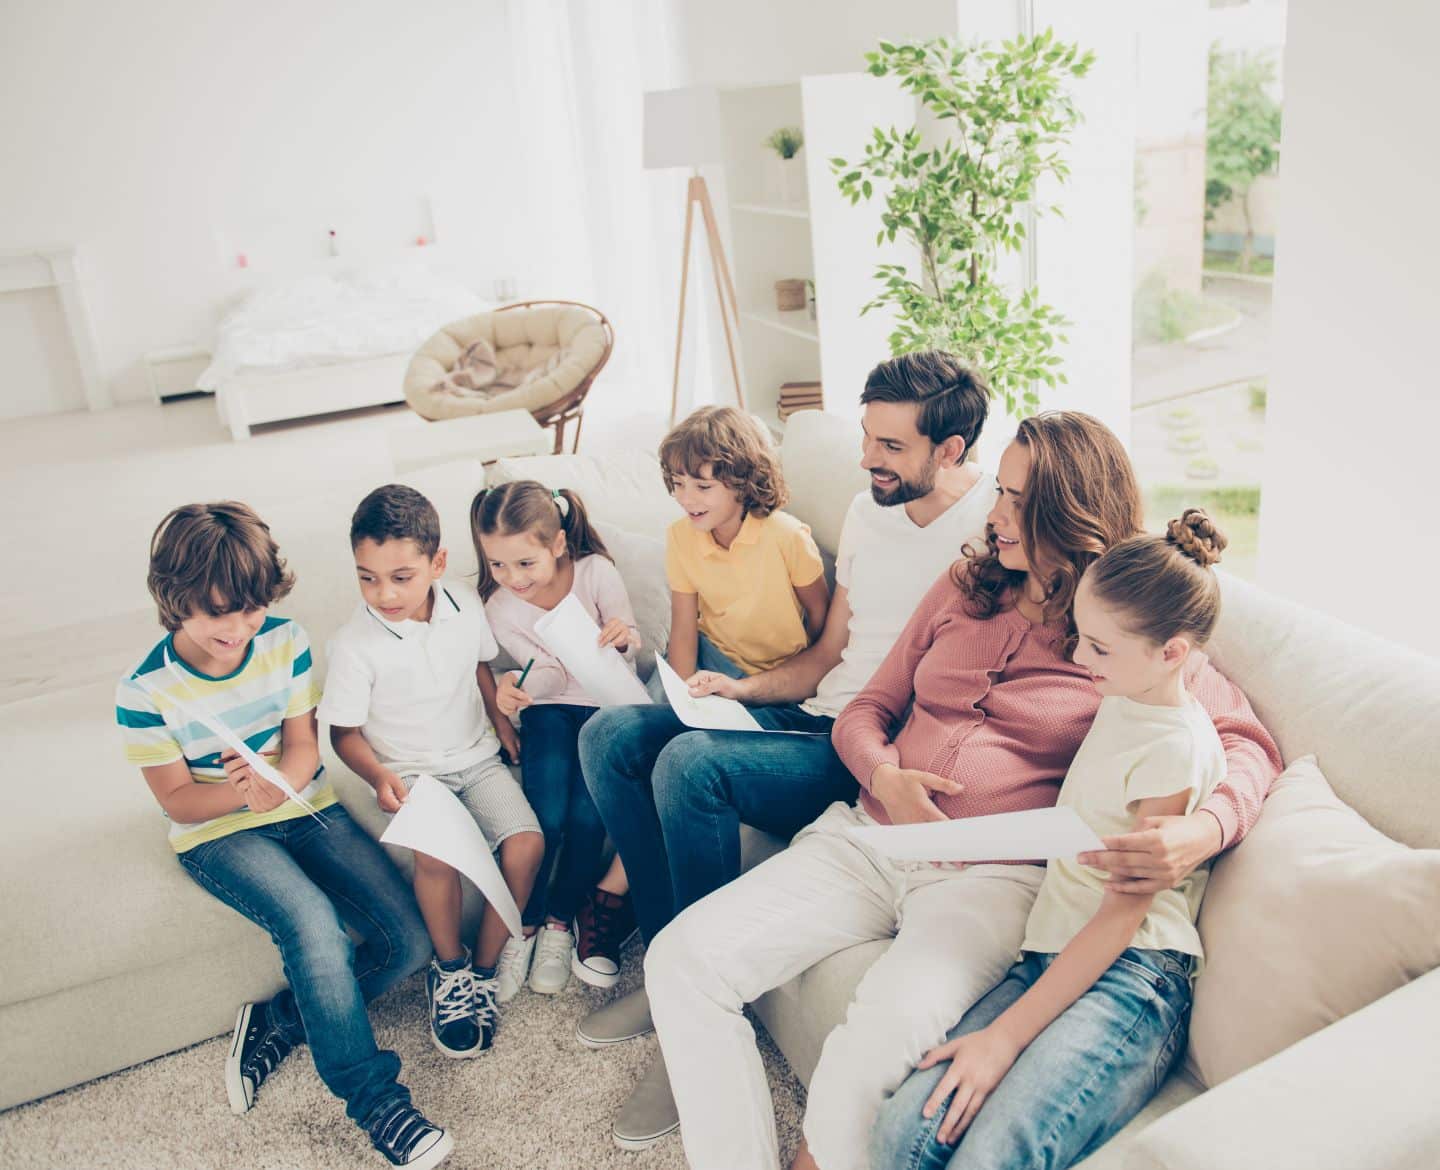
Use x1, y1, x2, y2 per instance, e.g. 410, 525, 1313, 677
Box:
875, 507, 1233, 1170
470, 480, 642, 999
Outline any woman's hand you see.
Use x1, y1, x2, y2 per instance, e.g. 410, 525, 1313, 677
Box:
871, 764, 963, 825
917, 1026, 1022, 1145
686, 670, 751, 701
1077, 811, 1223, 894
597, 618, 637, 654
497, 673, 534, 719
372, 769, 410, 815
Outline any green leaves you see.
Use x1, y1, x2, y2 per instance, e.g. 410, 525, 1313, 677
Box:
834, 30, 1090, 420
1205, 45, 1281, 214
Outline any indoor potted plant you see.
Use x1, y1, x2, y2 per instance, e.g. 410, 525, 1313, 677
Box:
833, 32, 1092, 419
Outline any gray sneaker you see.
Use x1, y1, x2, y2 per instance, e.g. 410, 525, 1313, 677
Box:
576, 985, 652, 1049
612, 1052, 679, 1151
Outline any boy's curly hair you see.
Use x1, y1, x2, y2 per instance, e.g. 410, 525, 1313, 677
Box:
147, 502, 294, 632
659, 406, 788, 517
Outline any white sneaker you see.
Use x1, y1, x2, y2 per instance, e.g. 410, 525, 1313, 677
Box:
529, 925, 573, 994
494, 933, 535, 1004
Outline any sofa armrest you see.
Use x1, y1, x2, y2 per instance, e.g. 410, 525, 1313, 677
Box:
1120, 967, 1440, 1170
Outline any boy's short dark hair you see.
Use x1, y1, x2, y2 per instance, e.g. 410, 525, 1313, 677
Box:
350, 485, 442, 558
147, 502, 295, 632
859, 350, 992, 453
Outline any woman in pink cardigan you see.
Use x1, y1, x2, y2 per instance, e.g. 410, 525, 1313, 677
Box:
643, 412, 1282, 1170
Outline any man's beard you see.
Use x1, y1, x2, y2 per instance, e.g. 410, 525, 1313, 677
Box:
869, 457, 938, 507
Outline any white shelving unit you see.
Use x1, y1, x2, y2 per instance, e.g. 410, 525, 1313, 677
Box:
709, 75, 918, 434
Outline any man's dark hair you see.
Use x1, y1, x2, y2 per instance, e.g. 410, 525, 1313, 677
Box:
349, 484, 442, 558
859, 350, 992, 452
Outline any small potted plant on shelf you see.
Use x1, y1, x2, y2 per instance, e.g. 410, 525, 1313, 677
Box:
764, 125, 806, 204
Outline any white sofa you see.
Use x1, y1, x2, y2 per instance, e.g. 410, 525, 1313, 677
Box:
4, 411, 1438, 1170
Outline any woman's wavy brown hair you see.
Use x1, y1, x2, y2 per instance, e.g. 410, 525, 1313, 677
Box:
659, 406, 787, 517
957, 411, 1143, 654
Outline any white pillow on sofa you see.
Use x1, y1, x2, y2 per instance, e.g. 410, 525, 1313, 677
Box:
1186, 755, 1440, 1087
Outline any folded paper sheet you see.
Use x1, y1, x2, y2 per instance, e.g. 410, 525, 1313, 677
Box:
847, 806, 1104, 863
381, 774, 523, 938
654, 656, 764, 733
133, 654, 327, 820
532, 594, 651, 707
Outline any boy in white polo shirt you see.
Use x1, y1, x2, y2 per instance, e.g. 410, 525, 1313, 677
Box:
321, 485, 544, 1059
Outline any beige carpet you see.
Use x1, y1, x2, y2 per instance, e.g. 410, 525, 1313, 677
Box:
0, 944, 807, 1170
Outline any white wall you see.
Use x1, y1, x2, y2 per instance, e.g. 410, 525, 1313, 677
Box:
673, 0, 956, 89
1259, 0, 1440, 657
0, 0, 524, 410
1032, 0, 1135, 449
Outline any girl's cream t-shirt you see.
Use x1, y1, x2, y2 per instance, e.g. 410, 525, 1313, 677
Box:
1021, 693, 1226, 960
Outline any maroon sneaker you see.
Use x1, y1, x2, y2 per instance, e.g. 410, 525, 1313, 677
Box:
571, 888, 637, 989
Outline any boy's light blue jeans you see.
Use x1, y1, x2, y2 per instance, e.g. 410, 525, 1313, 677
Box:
869, 947, 1195, 1170
583, 637, 856, 944
179, 805, 432, 1125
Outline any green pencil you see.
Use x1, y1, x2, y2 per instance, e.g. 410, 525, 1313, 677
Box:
515, 658, 536, 690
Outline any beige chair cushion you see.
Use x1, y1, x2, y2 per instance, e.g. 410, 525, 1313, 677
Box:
1187, 756, 1440, 1087
404, 305, 609, 422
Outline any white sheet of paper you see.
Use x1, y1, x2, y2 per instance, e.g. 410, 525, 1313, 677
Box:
531, 594, 651, 707
381, 774, 523, 938
135, 657, 326, 820
654, 656, 764, 732
847, 806, 1104, 863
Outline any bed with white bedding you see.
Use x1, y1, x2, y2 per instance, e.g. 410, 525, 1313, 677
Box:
199, 265, 492, 439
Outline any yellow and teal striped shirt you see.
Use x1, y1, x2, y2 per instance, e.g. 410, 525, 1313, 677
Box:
115, 616, 336, 852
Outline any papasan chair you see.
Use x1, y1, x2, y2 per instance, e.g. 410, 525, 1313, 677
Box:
403, 299, 614, 453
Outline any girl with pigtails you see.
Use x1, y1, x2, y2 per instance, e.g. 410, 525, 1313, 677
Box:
470, 481, 641, 998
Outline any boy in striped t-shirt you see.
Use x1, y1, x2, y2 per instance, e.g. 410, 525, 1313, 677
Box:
115, 502, 454, 1170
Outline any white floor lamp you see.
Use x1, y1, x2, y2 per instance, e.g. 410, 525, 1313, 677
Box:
643, 87, 745, 423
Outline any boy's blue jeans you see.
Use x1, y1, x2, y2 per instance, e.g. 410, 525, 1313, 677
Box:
869, 948, 1195, 1170
179, 805, 431, 1126
580, 637, 856, 945
517, 702, 606, 926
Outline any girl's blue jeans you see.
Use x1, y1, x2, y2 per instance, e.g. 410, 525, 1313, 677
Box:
869, 947, 1195, 1170
516, 702, 606, 926
179, 805, 431, 1125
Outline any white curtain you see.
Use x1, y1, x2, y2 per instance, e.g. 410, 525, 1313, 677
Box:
500, 0, 708, 436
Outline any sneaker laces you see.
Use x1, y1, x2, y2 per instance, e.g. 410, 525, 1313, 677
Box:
581, 895, 621, 957
368, 1101, 441, 1161
471, 975, 499, 1030
241, 1021, 289, 1084
496, 936, 528, 982
535, 928, 570, 969
432, 965, 478, 1029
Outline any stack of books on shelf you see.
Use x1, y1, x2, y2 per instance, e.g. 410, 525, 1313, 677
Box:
778, 381, 824, 421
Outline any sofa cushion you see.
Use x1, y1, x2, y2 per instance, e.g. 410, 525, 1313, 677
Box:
1206, 572, 1440, 850
488, 450, 675, 538
1187, 756, 1440, 1087
1, 682, 275, 1008
778, 410, 869, 559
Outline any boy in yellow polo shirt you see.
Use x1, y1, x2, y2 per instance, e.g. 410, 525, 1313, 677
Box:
658, 406, 829, 680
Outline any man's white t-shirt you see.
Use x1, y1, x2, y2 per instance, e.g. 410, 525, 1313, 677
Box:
318, 581, 501, 775
804, 472, 996, 718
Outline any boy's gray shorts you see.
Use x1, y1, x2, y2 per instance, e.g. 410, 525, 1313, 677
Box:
404, 755, 540, 847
